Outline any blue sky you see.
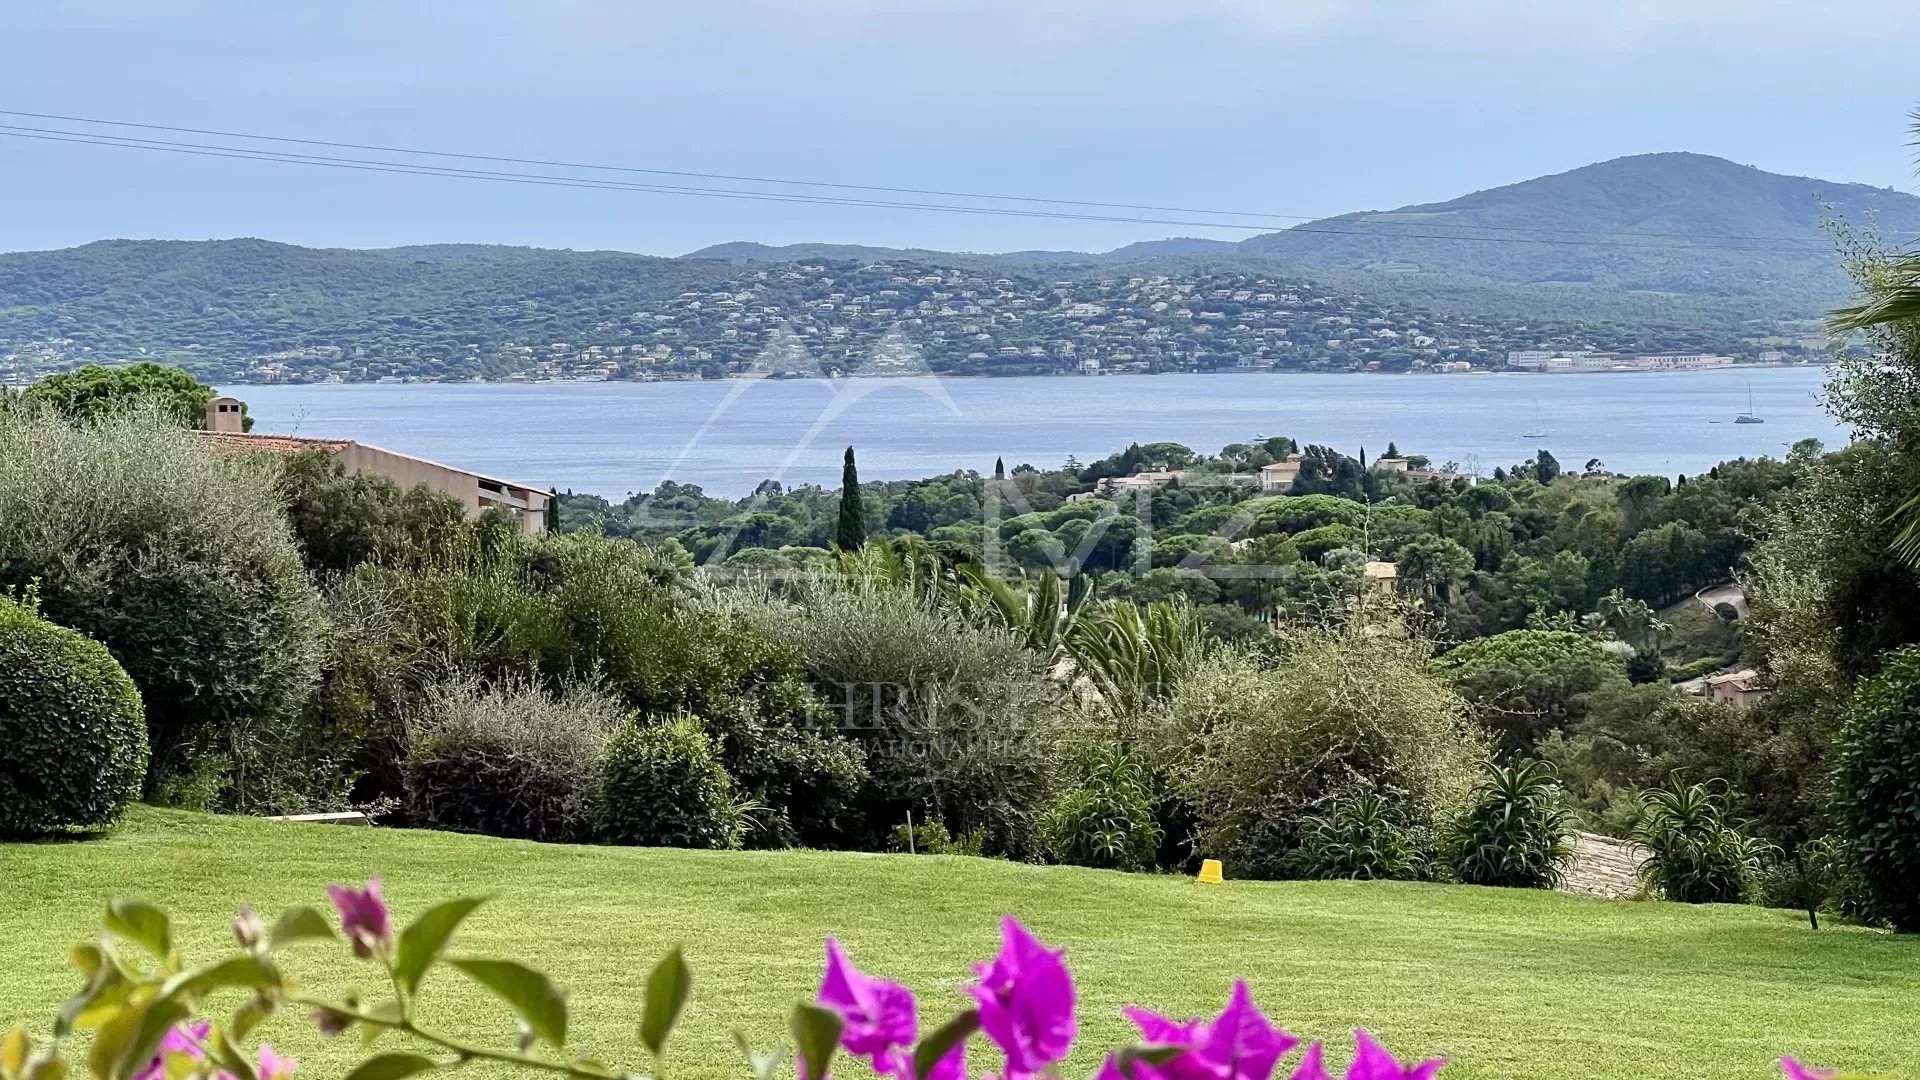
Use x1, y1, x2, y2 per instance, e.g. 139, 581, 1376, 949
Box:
2, 0, 1916, 256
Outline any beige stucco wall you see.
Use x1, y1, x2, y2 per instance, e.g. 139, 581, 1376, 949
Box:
336, 443, 549, 534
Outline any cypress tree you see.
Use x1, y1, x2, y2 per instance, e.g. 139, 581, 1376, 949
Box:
1385, 441, 1399, 458
543, 488, 560, 532
994, 456, 1006, 479
836, 446, 867, 551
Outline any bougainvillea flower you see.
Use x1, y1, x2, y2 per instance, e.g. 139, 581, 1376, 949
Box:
818, 938, 919, 1065
1780, 1059, 1836, 1080
967, 917, 1077, 1076
918, 1036, 970, 1080
1121, 981, 1297, 1080
132, 1023, 210, 1080
1345, 1031, 1444, 1080
1288, 1042, 1329, 1080
255, 1044, 297, 1080
327, 877, 392, 957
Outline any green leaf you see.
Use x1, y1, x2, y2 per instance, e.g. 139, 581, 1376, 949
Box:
393, 897, 486, 996
109, 998, 189, 1080
1109, 1044, 1187, 1080
638, 947, 692, 1057
159, 954, 279, 1002
269, 906, 337, 947
911, 1010, 979, 1080
788, 1003, 843, 1080
732, 1032, 783, 1080
103, 900, 171, 960
341, 1053, 440, 1080
447, 958, 568, 1048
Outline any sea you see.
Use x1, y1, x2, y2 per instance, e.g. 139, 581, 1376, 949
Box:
229, 366, 1845, 498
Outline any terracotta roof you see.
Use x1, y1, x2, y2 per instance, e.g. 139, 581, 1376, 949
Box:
196, 432, 352, 455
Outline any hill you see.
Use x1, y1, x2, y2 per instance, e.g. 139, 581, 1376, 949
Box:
0, 154, 1900, 382
1240, 152, 1920, 308
0, 239, 1770, 384
4, 808, 1917, 1079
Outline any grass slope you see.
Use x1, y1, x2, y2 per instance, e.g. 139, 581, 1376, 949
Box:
4, 810, 1917, 1079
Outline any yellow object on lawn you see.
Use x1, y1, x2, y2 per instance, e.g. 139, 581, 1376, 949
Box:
1196, 859, 1224, 885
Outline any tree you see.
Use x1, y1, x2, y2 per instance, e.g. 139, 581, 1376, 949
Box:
24, 362, 241, 429
1384, 441, 1399, 458
836, 445, 867, 551
1532, 450, 1562, 485
1831, 645, 1920, 931
994, 456, 1006, 479
1433, 630, 1628, 755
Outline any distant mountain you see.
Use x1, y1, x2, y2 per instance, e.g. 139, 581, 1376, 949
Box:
1237, 152, 1920, 308
682, 236, 1234, 265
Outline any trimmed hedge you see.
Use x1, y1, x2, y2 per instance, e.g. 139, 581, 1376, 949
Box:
597, 716, 743, 850
0, 596, 148, 834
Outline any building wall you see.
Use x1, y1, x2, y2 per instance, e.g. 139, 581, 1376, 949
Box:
335, 443, 549, 534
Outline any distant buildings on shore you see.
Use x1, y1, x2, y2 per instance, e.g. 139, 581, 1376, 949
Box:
1504, 350, 1737, 373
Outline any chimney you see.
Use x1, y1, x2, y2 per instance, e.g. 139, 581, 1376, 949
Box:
205, 396, 246, 434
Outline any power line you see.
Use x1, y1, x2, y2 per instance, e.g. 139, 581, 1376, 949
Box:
0, 116, 1849, 252
0, 107, 1873, 246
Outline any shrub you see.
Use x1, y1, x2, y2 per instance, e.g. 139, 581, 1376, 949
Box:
1287, 795, 1425, 881
402, 676, 627, 843
279, 450, 475, 574
0, 592, 149, 834
1041, 743, 1162, 871
748, 577, 1067, 856
1444, 760, 1574, 889
1163, 613, 1486, 879
597, 715, 745, 849
0, 407, 326, 803
1630, 779, 1773, 904
1831, 645, 1920, 931
887, 818, 989, 856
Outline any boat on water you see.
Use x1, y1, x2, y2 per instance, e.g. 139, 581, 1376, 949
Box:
1735, 385, 1764, 424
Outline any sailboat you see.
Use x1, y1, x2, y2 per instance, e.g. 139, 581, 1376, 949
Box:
1735, 385, 1764, 424
1522, 399, 1549, 439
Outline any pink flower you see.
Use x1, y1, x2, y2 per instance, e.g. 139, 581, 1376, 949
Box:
133, 1023, 209, 1080
1781, 1060, 1836, 1080
327, 877, 392, 958
921, 1038, 969, 1080
256, 1044, 297, 1080
818, 938, 920, 1069
1121, 981, 1298, 1080
966, 917, 1076, 1078
1289, 1043, 1329, 1080
1343, 1032, 1444, 1080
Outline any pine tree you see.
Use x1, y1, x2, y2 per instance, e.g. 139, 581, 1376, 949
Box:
994, 456, 1006, 479
1384, 441, 1399, 458
836, 446, 867, 551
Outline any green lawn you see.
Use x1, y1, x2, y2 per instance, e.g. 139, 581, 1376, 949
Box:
3, 809, 1917, 1080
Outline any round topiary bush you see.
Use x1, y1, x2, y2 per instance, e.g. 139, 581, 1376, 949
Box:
0, 594, 149, 834
1833, 646, 1920, 931
597, 716, 744, 850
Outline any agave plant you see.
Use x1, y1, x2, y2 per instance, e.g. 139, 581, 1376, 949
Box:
1444, 760, 1574, 889
1067, 598, 1206, 721
1287, 794, 1424, 881
1631, 777, 1775, 904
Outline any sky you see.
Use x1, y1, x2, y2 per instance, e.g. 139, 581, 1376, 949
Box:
3, 0, 1917, 257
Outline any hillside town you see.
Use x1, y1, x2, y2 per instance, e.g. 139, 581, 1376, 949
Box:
0, 259, 1824, 385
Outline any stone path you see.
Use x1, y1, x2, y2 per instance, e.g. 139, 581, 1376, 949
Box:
1558, 831, 1648, 900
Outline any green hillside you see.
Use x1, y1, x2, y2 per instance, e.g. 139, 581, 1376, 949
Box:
4, 809, 1918, 1080
1242, 152, 1920, 308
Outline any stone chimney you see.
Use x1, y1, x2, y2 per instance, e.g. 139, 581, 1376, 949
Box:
205, 396, 246, 434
